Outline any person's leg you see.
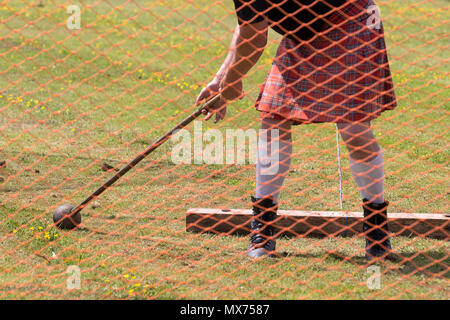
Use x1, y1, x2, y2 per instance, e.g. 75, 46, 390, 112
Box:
256, 117, 293, 202
249, 117, 293, 258
337, 122, 384, 203
337, 121, 392, 259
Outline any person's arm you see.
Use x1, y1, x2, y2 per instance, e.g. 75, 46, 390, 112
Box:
220, 20, 268, 101
195, 25, 240, 108
215, 24, 240, 82
198, 21, 268, 122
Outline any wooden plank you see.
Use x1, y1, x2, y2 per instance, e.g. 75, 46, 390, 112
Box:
186, 208, 450, 240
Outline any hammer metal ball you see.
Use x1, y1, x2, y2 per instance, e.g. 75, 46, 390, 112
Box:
49, 97, 219, 232
53, 204, 81, 230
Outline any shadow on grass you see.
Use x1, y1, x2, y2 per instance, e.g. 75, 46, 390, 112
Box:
276, 250, 449, 278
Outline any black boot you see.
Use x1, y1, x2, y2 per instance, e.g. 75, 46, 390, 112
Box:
363, 199, 392, 260
248, 196, 278, 258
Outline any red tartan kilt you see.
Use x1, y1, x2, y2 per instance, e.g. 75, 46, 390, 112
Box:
256, 0, 397, 124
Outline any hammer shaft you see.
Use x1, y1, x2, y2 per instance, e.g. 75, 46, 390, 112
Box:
72, 96, 220, 215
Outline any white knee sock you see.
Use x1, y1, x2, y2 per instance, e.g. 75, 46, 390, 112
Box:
256, 120, 292, 203
349, 152, 385, 204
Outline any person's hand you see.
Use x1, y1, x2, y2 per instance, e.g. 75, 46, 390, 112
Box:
196, 78, 226, 123
194, 78, 221, 123
195, 78, 220, 107
196, 76, 243, 123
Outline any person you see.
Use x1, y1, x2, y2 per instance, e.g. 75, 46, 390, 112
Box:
196, 0, 397, 260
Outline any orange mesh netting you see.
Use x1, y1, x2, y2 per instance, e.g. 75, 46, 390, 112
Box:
0, 0, 448, 299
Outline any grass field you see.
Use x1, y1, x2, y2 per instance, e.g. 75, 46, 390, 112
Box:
0, 0, 449, 299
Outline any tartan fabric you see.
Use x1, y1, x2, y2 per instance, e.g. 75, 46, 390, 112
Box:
255, 0, 397, 124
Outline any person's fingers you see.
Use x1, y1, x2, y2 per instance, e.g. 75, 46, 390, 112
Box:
196, 82, 221, 106
204, 111, 213, 121
215, 109, 226, 123
214, 113, 221, 123
213, 101, 227, 123
204, 103, 217, 122
197, 86, 215, 105
204, 98, 222, 122
195, 88, 209, 106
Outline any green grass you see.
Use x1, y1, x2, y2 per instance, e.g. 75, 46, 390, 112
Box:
0, 0, 449, 299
